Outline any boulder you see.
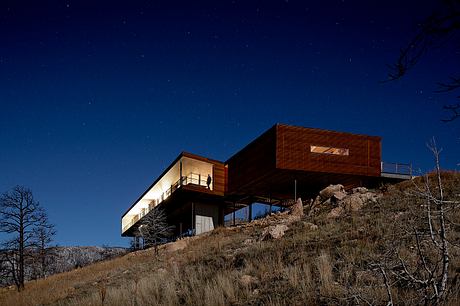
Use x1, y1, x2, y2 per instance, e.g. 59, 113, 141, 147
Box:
341, 191, 381, 212
331, 191, 347, 203
260, 224, 289, 240
322, 198, 332, 206
341, 194, 364, 212
312, 195, 321, 207
327, 206, 345, 219
282, 214, 301, 224
352, 187, 368, 194
319, 184, 345, 200
290, 198, 304, 217
358, 192, 380, 203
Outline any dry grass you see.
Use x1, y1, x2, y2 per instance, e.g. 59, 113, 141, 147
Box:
1, 172, 459, 305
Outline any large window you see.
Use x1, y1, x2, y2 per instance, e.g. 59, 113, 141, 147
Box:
310, 145, 349, 156
121, 155, 214, 234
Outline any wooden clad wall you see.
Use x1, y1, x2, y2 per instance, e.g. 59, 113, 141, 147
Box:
276, 124, 381, 176
226, 126, 277, 193
212, 162, 226, 195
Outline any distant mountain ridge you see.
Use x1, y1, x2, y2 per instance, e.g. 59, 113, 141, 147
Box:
47, 246, 128, 271
0, 246, 128, 287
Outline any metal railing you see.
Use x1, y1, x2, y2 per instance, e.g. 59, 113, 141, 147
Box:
122, 172, 212, 233
381, 162, 412, 176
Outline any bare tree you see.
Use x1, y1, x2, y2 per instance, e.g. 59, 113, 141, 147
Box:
385, 0, 460, 122
369, 139, 458, 305
34, 207, 56, 279
0, 186, 53, 291
0, 250, 11, 286
138, 206, 174, 254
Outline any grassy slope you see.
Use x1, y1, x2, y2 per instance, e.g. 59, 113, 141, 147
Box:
1, 173, 459, 306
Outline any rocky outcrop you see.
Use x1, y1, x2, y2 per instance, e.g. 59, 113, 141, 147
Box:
260, 224, 289, 240
319, 184, 345, 200
226, 184, 380, 243
289, 198, 304, 217
352, 187, 368, 194
332, 191, 347, 201
314, 184, 382, 218
327, 206, 345, 219
341, 194, 364, 212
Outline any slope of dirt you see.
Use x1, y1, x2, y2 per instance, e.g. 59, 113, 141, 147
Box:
1, 172, 459, 306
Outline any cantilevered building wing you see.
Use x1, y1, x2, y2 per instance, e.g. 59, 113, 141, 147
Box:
226, 124, 381, 199
121, 152, 225, 237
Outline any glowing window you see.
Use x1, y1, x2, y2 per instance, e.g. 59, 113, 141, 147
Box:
310, 145, 349, 156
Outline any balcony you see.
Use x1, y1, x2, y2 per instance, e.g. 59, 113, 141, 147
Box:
122, 170, 213, 234
381, 162, 413, 179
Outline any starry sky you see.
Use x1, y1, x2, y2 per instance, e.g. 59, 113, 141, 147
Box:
1, 1, 459, 247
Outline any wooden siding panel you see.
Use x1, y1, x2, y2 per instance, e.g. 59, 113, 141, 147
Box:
212, 162, 226, 195
226, 126, 277, 193
276, 125, 381, 177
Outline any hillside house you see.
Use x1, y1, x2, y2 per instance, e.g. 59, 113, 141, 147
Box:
121, 124, 411, 238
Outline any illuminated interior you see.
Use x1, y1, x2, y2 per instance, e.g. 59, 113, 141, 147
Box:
310, 145, 349, 156
121, 156, 214, 233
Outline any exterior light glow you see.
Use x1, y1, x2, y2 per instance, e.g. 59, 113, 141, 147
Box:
310, 145, 349, 156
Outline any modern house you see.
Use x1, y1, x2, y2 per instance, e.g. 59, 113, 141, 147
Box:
121, 124, 411, 238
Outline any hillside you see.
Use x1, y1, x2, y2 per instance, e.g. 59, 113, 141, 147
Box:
1, 173, 459, 306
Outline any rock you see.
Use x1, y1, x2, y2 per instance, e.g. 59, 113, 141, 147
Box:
322, 198, 332, 207
290, 198, 304, 217
312, 195, 321, 207
240, 274, 258, 287
352, 187, 368, 194
331, 191, 347, 201
319, 184, 345, 200
341, 194, 364, 211
279, 214, 301, 226
260, 224, 289, 240
303, 222, 318, 231
340, 191, 381, 212
243, 238, 255, 245
327, 206, 345, 219
359, 192, 380, 203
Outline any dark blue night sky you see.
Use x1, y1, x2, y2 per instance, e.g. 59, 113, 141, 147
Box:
1, 1, 459, 247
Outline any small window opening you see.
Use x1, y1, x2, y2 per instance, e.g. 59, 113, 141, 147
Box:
310, 145, 349, 156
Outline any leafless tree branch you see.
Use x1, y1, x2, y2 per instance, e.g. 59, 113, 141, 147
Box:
137, 206, 174, 254
385, 1, 460, 122
0, 186, 55, 290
